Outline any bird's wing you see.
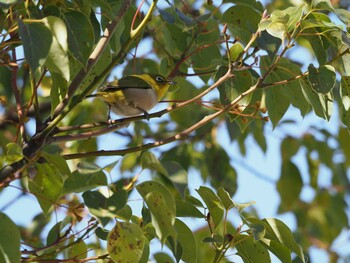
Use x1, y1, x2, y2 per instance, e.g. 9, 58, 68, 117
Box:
101, 76, 152, 92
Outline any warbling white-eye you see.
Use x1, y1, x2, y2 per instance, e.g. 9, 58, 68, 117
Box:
86, 74, 175, 119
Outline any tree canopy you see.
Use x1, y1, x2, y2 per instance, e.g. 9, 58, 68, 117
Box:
0, 0, 350, 262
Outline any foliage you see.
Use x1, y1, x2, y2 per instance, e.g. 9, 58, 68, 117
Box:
0, 0, 350, 262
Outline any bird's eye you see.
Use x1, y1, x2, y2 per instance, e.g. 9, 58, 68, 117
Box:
156, 76, 165, 82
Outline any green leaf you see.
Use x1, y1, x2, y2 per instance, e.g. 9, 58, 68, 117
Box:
107, 221, 145, 263
201, 143, 238, 195
219, 69, 254, 122
229, 42, 244, 61
276, 160, 303, 211
262, 218, 305, 262
0, 213, 20, 263
175, 199, 205, 218
162, 161, 188, 198
115, 205, 132, 221
339, 76, 350, 127
280, 137, 300, 161
159, 9, 176, 24
196, 186, 224, 228
95, 227, 109, 240
245, 218, 266, 242
108, 18, 124, 53
257, 31, 281, 58
0, 0, 19, 9
50, 72, 68, 116
236, 201, 256, 212
47, 217, 72, 246
41, 152, 71, 177
339, 128, 350, 166
308, 64, 336, 94
174, 219, 197, 263
235, 235, 271, 263
202, 235, 223, 243
138, 237, 150, 263
5, 143, 23, 163
154, 252, 175, 263
63, 162, 107, 194
307, 154, 320, 188
106, 190, 128, 213
28, 162, 63, 215
82, 191, 111, 226
260, 5, 304, 40
217, 187, 235, 210
18, 19, 52, 72
192, 45, 221, 83
136, 181, 176, 244
196, 19, 220, 45
222, 5, 262, 45
141, 151, 168, 176
335, 8, 350, 26
259, 238, 292, 263
299, 27, 327, 65
67, 240, 87, 260
300, 77, 333, 120
311, 0, 334, 11
63, 10, 94, 67
261, 56, 309, 127
263, 20, 286, 40
42, 16, 70, 81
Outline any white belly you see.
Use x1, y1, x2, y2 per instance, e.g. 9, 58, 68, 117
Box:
110, 88, 158, 116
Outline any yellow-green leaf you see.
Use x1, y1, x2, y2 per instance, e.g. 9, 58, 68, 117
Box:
107, 221, 145, 263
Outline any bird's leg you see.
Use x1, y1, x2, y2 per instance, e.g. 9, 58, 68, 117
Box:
137, 106, 150, 121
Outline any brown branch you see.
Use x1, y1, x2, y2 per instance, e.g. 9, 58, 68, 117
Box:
10, 42, 26, 143
52, 122, 130, 143
63, 69, 236, 159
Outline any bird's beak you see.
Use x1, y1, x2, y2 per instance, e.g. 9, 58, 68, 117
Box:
168, 80, 176, 85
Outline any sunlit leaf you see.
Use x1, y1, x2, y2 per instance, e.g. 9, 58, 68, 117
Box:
43, 16, 70, 81
262, 218, 305, 262
5, 143, 23, 163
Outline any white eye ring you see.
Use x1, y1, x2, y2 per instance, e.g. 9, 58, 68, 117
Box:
156, 76, 165, 82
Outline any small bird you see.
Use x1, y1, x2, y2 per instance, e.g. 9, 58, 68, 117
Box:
86, 74, 175, 119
